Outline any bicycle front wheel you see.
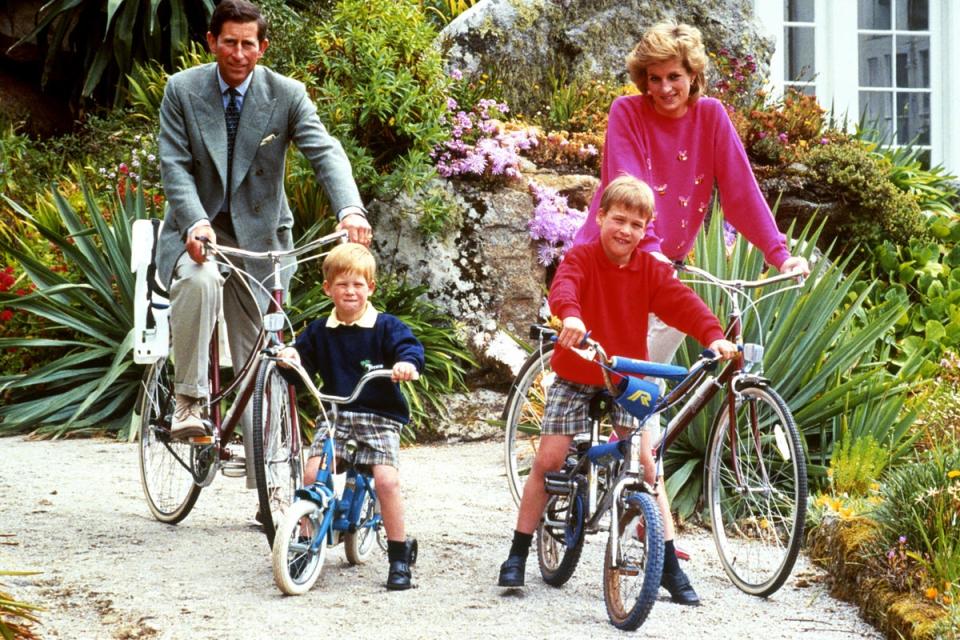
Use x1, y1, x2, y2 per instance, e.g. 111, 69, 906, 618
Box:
272, 498, 326, 596
706, 381, 807, 596
536, 475, 587, 587
137, 357, 202, 523
603, 490, 663, 631
253, 359, 304, 548
504, 345, 554, 505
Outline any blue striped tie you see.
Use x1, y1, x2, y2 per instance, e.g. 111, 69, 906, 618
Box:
225, 88, 240, 211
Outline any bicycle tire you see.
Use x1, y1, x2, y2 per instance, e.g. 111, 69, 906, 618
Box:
603, 490, 663, 631
706, 381, 807, 597
536, 475, 587, 587
252, 359, 304, 548
344, 484, 380, 565
504, 345, 554, 505
137, 357, 202, 524
272, 498, 326, 595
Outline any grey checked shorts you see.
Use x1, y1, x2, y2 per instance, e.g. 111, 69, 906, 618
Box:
310, 411, 402, 469
541, 377, 641, 436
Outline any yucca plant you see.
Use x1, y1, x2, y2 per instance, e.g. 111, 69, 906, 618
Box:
0, 570, 42, 640
663, 210, 918, 519
0, 184, 152, 437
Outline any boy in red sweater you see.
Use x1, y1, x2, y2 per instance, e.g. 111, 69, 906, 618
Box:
497, 175, 737, 598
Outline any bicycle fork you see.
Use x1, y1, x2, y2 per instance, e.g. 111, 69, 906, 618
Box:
607, 432, 652, 571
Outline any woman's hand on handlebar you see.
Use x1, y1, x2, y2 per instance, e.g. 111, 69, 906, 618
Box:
779, 255, 810, 278
557, 316, 587, 350
708, 338, 739, 361
186, 223, 216, 264
392, 361, 419, 382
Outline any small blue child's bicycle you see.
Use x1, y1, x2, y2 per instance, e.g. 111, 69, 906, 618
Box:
270, 367, 413, 595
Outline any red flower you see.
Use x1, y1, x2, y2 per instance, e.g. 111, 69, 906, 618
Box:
0, 309, 14, 322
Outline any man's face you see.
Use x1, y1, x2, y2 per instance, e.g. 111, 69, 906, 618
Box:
206, 20, 268, 88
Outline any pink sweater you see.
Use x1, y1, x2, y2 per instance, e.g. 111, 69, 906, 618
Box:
574, 94, 790, 268
549, 242, 726, 387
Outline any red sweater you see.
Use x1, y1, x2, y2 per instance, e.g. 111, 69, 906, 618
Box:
549, 242, 726, 386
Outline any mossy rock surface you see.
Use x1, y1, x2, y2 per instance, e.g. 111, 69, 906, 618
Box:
808, 515, 949, 640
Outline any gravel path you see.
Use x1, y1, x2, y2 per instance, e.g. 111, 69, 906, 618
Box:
0, 437, 879, 640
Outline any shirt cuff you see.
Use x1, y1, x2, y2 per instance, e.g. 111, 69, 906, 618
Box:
337, 206, 367, 222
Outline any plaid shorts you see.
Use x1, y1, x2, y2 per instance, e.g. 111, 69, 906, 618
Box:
541, 377, 641, 436
310, 411, 402, 469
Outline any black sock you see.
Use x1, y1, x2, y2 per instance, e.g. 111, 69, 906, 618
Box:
387, 539, 406, 563
663, 539, 681, 574
509, 530, 533, 558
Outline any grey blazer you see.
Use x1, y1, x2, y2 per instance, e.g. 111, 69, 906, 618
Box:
157, 62, 362, 288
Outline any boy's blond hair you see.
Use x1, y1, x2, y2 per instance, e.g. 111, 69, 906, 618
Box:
322, 242, 376, 283
599, 175, 656, 220
626, 22, 708, 104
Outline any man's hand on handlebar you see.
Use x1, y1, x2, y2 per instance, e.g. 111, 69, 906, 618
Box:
337, 212, 372, 247
392, 361, 419, 382
557, 316, 587, 350
708, 339, 739, 361
186, 223, 216, 264
276, 346, 301, 368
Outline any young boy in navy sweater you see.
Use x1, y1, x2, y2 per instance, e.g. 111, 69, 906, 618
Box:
497, 175, 738, 600
279, 242, 424, 591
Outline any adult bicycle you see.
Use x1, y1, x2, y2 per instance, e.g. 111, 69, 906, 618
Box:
133, 221, 347, 548
504, 264, 808, 598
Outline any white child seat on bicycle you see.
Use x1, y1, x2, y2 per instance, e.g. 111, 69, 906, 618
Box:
131, 219, 170, 364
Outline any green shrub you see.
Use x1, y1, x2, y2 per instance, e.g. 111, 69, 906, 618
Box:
830, 430, 890, 496
0, 570, 42, 640
305, 0, 452, 202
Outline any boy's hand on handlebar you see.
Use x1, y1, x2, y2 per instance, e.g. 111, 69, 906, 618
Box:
276, 346, 301, 368
392, 361, 419, 382
337, 213, 373, 247
779, 255, 810, 278
557, 316, 587, 350
186, 223, 216, 264
708, 339, 739, 361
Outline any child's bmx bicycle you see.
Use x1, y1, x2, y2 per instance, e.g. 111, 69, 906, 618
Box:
504, 264, 808, 628
133, 222, 347, 548
269, 365, 416, 595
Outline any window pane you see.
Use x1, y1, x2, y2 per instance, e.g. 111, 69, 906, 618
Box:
786, 0, 815, 22
897, 0, 929, 30
859, 35, 892, 86
785, 27, 816, 81
895, 36, 930, 88
859, 0, 892, 29
860, 91, 893, 141
896, 92, 930, 145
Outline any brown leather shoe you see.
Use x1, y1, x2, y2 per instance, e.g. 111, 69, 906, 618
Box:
170, 394, 206, 440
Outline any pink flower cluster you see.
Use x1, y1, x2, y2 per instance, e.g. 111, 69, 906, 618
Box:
527, 181, 587, 265
432, 98, 537, 180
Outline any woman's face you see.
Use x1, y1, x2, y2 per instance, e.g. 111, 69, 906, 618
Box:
645, 58, 693, 118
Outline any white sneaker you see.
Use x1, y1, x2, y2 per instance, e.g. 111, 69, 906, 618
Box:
170, 394, 207, 440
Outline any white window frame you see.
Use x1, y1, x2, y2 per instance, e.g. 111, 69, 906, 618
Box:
752, 0, 958, 173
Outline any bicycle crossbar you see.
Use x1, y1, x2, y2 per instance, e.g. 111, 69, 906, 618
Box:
609, 356, 688, 381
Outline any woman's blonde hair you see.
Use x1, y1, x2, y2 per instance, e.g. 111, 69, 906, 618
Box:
599, 175, 656, 221
322, 242, 376, 284
626, 22, 709, 103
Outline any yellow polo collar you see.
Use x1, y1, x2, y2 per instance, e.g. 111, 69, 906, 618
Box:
326, 303, 378, 328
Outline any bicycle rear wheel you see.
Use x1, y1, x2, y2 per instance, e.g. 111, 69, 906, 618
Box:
272, 498, 326, 595
706, 381, 807, 596
253, 359, 304, 548
138, 357, 202, 523
536, 475, 587, 587
504, 345, 553, 505
603, 490, 663, 631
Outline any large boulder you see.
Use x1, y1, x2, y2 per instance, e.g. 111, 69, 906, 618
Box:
438, 0, 772, 116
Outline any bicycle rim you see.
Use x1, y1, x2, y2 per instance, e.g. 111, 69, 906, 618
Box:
504, 346, 553, 505
603, 491, 663, 631
138, 357, 202, 523
707, 382, 807, 596
253, 360, 304, 548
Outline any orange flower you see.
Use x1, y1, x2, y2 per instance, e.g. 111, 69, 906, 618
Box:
947, 470, 960, 479
925, 587, 939, 600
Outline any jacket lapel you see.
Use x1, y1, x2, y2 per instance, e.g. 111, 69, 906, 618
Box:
230, 69, 277, 197
189, 66, 228, 189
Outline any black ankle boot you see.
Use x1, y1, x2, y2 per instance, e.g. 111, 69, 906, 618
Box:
386, 538, 417, 591
498, 554, 527, 587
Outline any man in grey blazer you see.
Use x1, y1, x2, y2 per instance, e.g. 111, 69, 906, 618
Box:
158, 1, 369, 492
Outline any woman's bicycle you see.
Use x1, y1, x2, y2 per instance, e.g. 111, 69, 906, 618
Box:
133, 223, 347, 549
269, 365, 414, 595
504, 264, 808, 600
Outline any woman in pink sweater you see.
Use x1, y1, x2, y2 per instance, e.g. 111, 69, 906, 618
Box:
573, 22, 809, 606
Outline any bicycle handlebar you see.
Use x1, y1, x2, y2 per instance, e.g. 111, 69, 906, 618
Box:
275, 359, 418, 407
204, 230, 348, 261
677, 263, 805, 289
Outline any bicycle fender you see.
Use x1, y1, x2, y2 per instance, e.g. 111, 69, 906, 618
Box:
733, 374, 770, 390
295, 484, 331, 507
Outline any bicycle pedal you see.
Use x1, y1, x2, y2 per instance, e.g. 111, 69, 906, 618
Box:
221, 461, 246, 478
617, 565, 641, 577
188, 435, 214, 444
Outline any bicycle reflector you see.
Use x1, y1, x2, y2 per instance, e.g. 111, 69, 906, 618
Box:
614, 376, 660, 421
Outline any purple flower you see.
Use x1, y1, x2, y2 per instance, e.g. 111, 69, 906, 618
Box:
820, 137, 829, 145
899, 536, 907, 544
446, 97, 458, 111
778, 132, 788, 143
449, 68, 463, 80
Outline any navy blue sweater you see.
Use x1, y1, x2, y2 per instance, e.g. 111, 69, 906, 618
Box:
294, 312, 425, 424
